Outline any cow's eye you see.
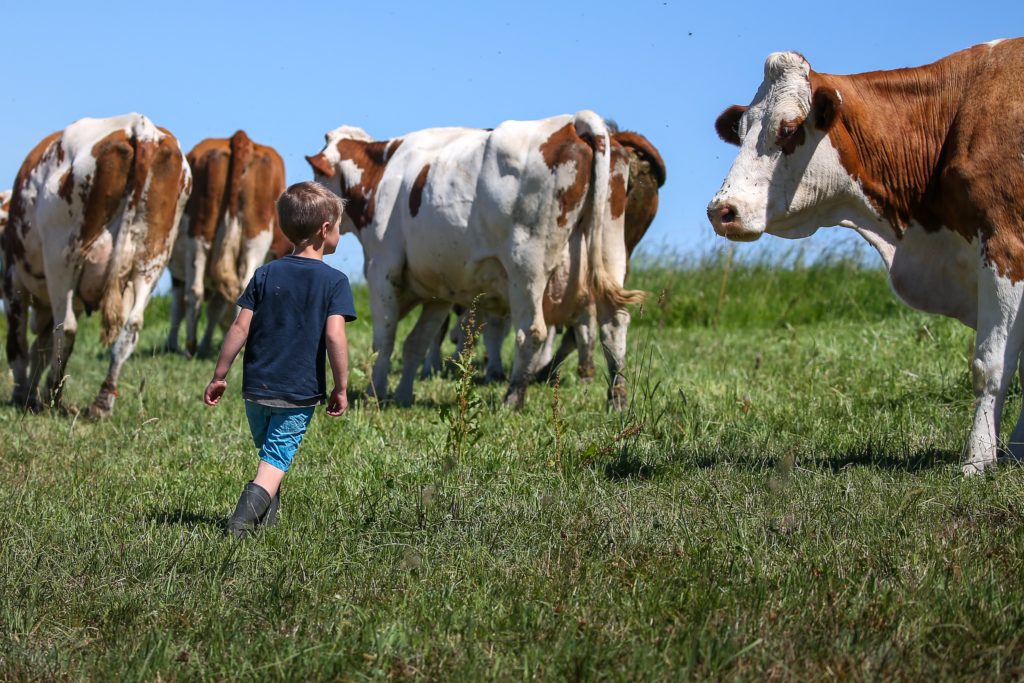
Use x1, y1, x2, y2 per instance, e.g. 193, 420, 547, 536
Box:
775, 119, 805, 154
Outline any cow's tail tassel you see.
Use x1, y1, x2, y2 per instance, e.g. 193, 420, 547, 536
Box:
574, 110, 645, 309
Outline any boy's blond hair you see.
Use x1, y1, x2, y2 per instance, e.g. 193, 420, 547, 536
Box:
276, 182, 346, 245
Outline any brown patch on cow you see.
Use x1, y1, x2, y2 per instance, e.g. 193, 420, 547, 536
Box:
540, 124, 594, 227
608, 143, 628, 220
386, 138, 403, 162
777, 118, 806, 155
334, 138, 400, 229
241, 146, 285, 240
623, 148, 661, 257
57, 169, 75, 204
184, 139, 231, 242
715, 105, 748, 146
227, 130, 254, 220
139, 136, 186, 257
614, 131, 666, 187
613, 131, 665, 259
808, 39, 1024, 279
305, 153, 334, 178
409, 164, 430, 217
80, 130, 134, 249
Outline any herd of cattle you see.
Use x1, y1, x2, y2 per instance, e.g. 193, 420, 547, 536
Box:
1, 38, 1021, 474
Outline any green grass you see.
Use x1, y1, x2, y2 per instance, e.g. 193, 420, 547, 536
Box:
2, 254, 1024, 681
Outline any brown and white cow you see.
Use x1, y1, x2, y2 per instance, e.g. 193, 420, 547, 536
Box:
707, 39, 1024, 474
2, 114, 191, 415
426, 130, 666, 384
306, 111, 644, 409
534, 129, 666, 381
166, 130, 285, 356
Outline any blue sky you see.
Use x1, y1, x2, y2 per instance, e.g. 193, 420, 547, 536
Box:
2, 0, 1020, 282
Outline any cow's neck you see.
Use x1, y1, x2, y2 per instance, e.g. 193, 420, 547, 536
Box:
812, 52, 982, 237
834, 207, 979, 327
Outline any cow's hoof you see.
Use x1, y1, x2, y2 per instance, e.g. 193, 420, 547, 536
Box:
393, 390, 414, 408
483, 370, 507, 385
578, 365, 596, 383
55, 402, 80, 418
962, 460, 993, 477
11, 395, 43, 414
88, 395, 115, 419
607, 384, 628, 412
503, 384, 526, 410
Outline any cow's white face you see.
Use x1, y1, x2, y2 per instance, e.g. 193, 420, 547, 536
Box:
708, 52, 860, 241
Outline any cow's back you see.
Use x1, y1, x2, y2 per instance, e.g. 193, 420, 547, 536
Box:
394, 115, 596, 305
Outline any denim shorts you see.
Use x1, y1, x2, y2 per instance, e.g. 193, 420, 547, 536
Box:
244, 401, 316, 472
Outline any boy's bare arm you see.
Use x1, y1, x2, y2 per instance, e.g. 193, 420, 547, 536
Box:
326, 314, 349, 416
204, 308, 253, 406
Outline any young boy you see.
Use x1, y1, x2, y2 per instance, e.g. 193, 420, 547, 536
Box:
204, 181, 357, 538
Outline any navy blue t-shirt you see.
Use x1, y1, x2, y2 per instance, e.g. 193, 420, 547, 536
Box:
237, 256, 357, 404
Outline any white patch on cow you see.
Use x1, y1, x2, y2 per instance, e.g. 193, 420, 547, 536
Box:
986, 38, 1007, 47
854, 220, 978, 326
78, 230, 115, 304
338, 159, 364, 187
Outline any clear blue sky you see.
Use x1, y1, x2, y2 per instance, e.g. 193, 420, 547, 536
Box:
2, 0, 1020, 283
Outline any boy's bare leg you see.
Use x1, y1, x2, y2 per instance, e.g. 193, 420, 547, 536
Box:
253, 461, 286, 498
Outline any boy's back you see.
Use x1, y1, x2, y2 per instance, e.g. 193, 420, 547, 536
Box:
239, 255, 357, 405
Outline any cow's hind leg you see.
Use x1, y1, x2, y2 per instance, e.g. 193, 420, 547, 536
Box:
197, 293, 231, 358
42, 265, 81, 412
596, 297, 631, 411
574, 304, 598, 383
165, 275, 186, 353
6, 286, 36, 410
482, 314, 509, 383
365, 260, 405, 402
421, 309, 451, 379
90, 268, 162, 417
1002, 363, 1024, 462
184, 237, 210, 357
963, 262, 1024, 475
28, 306, 54, 412
504, 274, 548, 409
395, 302, 451, 406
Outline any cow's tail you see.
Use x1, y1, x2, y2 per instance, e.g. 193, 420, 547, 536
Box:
210, 129, 253, 302
574, 111, 645, 308
100, 115, 162, 345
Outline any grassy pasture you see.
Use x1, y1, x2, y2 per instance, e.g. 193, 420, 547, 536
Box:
2, 249, 1024, 681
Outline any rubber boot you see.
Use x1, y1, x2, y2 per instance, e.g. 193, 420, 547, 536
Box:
226, 482, 273, 538
262, 491, 281, 527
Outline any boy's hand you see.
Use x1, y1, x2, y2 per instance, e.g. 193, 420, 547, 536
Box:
326, 388, 348, 416
204, 379, 227, 406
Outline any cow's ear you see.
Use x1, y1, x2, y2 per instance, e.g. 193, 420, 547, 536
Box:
812, 88, 842, 132
305, 154, 334, 178
715, 105, 747, 146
